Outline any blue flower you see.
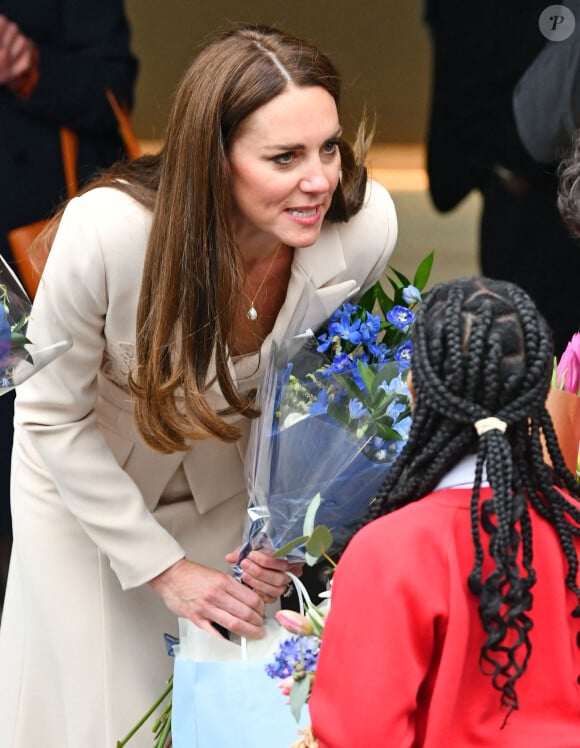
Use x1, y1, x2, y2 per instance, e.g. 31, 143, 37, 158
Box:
394, 341, 413, 370
402, 285, 422, 305
328, 352, 355, 375
309, 388, 329, 415
386, 305, 415, 331
358, 312, 381, 344
328, 314, 362, 345
330, 301, 358, 322
0, 305, 10, 363
349, 398, 369, 420
394, 415, 413, 439
386, 399, 406, 422
368, 342, 392, 362
378, 372, 408, 397
316, 334, 333, 353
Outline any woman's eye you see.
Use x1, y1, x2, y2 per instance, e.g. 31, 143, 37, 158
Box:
273, 152, 295, 166
323, 139, 340, 156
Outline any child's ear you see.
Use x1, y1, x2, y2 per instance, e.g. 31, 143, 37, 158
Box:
407, 370, 416, 407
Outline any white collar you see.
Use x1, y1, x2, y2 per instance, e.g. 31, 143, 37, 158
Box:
433, 454, 488, 491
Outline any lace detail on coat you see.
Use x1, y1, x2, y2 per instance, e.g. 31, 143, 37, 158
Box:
101, 342, 136, 390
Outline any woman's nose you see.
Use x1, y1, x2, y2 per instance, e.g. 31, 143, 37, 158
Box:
299, 160, 332, 193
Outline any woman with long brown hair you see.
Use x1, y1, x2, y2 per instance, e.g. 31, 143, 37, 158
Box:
0, 25, 397, 747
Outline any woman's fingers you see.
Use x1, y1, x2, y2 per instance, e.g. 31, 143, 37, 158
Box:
149, 558, 267, 639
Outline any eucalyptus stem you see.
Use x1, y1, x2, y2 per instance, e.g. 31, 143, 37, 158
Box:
116, 676, 173, 747
321, 551, 336, 569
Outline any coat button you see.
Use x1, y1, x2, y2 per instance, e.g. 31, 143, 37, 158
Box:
577, 632, 580, 648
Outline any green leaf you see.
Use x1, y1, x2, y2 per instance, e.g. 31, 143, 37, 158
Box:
375, 422, 403, 441
390, 268, 412, 289
290, 676, 311, 722
375, 283, 394, 314
374, 361, 401, 385
272, 535, 310, 558
413, 251, 435, 290
356, 360, 376, 392
356, 282, 379, 312
551, 357, 558, 388
331, 373, 364, 400
386, 275, 403, 297
305, 525, 333, 565
10, 332, 30, 348
303, 493, 322, 537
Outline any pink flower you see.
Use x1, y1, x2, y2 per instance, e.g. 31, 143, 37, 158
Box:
557, 332, 580, 396
275, 609, 314, 635
278, 675, 295, 697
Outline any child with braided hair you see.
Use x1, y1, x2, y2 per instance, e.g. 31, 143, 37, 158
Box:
308, 276, 580, 747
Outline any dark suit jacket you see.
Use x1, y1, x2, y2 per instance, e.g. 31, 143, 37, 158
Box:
0, 0, 137, 532
0, 0, 138, 259
424, 0, 550, 211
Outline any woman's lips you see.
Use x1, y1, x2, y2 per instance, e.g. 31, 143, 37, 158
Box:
285, 205, 323, 225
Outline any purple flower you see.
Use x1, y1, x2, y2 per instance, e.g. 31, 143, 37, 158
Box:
0, 305, 10, 363
386, 305, 415, 331
265, 635, 321, 679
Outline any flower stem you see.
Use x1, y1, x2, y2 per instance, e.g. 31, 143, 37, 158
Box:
321, 551, 336, 569
153, 706, 172, 748
116, 676, 173, 747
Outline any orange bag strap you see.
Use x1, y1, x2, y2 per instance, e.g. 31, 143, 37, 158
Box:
58, 90, 139, 200
59, 126, 78, 199
105, 87, 142, 160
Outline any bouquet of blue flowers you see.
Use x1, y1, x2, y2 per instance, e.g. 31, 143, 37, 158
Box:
237, 253, 434, 566
0, 255, 71, 394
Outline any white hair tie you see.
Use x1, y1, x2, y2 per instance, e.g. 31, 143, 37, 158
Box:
474, 416, 508, 436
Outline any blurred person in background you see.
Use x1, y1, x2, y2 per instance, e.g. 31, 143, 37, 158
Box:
0, 0, 138, 608
424, 0, 580, 359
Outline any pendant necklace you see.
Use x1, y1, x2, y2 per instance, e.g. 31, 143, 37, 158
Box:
244, 243, 283, 321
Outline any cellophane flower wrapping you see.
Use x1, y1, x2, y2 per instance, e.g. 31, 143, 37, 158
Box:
236, 254, 433, 566
238, 337, 410, 563
0, 254, 71, 394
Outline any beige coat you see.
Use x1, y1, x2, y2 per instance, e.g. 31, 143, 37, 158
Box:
0, 180, 397, 747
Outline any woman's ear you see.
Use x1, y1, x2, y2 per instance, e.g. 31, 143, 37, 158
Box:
407, 369, 416, 407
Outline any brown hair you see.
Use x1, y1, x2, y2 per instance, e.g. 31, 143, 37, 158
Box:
39, 25, 372, 452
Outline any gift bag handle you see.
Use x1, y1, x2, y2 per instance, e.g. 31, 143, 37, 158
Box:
240, 571, 314, 660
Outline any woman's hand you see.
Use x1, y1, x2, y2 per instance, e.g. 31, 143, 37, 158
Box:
149, 558, 267, 639
0, 15, 36, 85
225, 547, 304, 604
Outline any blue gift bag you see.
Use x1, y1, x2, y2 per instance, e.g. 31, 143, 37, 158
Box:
172, 655, 310, 748
171, 617, 310, 748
